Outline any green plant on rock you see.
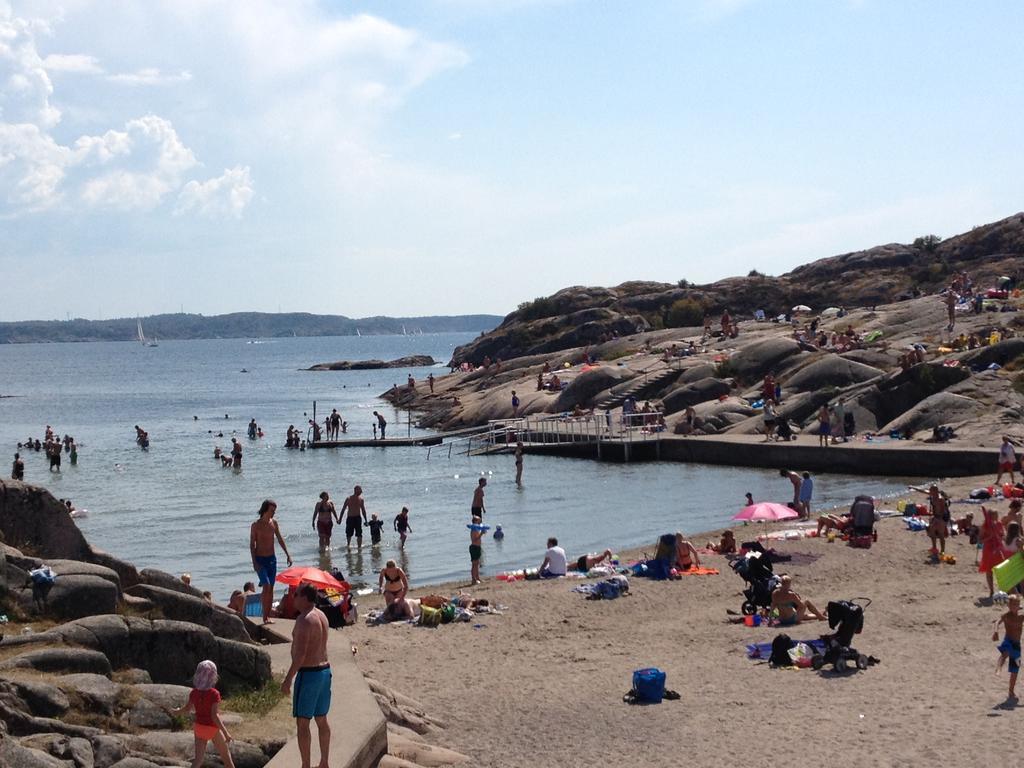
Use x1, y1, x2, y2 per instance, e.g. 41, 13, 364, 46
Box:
667, 298, 705, 328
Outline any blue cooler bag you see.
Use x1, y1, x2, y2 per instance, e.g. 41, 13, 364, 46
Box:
632, 668, 666, 703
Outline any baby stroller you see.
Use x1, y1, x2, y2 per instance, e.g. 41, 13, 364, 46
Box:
775, 418, 794, 441
848, 495, 877, 549
732, 551, 779, 616
812, 598, 871, 673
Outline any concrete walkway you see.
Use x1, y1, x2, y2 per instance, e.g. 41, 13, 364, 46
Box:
264, 620, 386, 768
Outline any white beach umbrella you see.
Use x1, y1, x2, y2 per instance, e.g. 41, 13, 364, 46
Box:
820, 306, 841, 317
791, 305, 812, 313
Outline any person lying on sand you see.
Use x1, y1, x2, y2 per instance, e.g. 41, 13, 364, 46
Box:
816, 513, 852, 537
383, 597, 419, 622
771, 575, 827, 625
569, 549, 614, 572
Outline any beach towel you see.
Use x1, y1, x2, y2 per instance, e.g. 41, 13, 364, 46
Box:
746, 639, 826, 661
677, 567, 719, 576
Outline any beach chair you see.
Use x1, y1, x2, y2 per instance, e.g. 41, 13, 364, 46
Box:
243, 593, 262, 618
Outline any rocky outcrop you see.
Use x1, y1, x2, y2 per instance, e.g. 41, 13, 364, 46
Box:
551, 366, 630, 412
125, 584, 249, 643
784, 356, 884, 392
879, 392, 986, 437
662, 378, 732, 413
308, 355, 435, 371
450, 212, 1024, 366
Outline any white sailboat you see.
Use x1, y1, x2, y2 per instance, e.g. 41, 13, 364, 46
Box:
137, 319, 158, 347
356, 328, 362, 337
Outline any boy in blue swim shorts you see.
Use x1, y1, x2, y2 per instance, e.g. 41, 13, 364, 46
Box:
994, 594, 1023, 701
283, 584, 332, 768
250, 500, 293, 625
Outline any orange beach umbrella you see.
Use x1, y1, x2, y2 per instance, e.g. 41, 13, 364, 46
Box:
275, 566, 345, 591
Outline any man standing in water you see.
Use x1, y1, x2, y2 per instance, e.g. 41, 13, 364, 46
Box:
12, 452, 24, 481
231, 438, 243, 468
340, 486, 369, 548
472, 477, 487, 518
514, 442, 524, 487
282, 584, 331, 768
250, 500, 293, 624
372, 411, 387, 440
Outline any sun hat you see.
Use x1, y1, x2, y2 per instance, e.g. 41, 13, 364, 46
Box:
193, 660, 218, 691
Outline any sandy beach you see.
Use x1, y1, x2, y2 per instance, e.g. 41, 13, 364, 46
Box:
348, 473, 1015, 768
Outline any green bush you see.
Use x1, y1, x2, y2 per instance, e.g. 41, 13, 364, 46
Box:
913, 234, 942, 253
666, 298, 705, 328
516, 297, 559, 322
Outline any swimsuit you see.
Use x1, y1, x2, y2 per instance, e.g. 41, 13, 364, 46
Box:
292, 665, 332, 719
577, 555, 589, 572
345, 516, 363, 539
471, 505, 484, 517
999, 638, 1021, 674
469, 544, 482, 562
254, 554, 277, 587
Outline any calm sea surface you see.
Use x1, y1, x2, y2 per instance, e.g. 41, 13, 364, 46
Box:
0, 335, 916, 600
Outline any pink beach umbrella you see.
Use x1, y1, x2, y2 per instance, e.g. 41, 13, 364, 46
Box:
733, 502, 799, 522
733, 502, 799, 541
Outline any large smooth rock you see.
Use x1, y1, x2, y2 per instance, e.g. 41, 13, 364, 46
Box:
551, 366, 629, 411
126, 699, 172, 730
880, 392, 985, 436
125, 584, 250, 643
19, 734, 94, 768
137, 569, 204, 599
679, 363, 717, 383
956, 337, 1024, 368
662, 377, 731, 414
48, 616, 271, 692
108, 759, 163, 768
3, 678, 71, 717
59, 674, 121, 716
0, 734, 71, 768
723, 338, 804, 380
122, 733, 268, 768
36, 574, 119, 620
0, 480, 93, 563
45, 561, 122, 590
129, 684, 190, 711
0, 648, 112, 677
784, 356, 883, 392
90, 735, 127, 768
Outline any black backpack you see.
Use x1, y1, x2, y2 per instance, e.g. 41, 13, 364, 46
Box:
769, 633, 794, 667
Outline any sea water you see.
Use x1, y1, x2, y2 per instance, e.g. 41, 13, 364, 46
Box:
0, 334, 916, 599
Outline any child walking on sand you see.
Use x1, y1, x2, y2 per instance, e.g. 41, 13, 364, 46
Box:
469, 515, 484, 584
994, 595, 1024, 701
171, 660, 235, 768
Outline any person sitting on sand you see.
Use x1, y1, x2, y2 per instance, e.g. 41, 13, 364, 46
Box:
1003, 500, 1023, 530
674, 532, 701, 571
708, 530, 736, 554
383, 596, 417, 622
569, 549, 614, 572
955, 512, 979, 544
378, 560, 408, 606
771, 575, 827, 625
539, 537, 567, 578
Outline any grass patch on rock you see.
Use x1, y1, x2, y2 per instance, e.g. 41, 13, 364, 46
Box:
222, 678, 285, 717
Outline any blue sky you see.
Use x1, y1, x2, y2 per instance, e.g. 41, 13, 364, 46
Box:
1, 0, 1022, 321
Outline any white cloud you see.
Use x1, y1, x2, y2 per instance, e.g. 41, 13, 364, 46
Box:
41, 52, 101, 74
107, 67, 192, 86
176, 165, 253, 219
0, 8, 60, 126
0, 121, 67, 206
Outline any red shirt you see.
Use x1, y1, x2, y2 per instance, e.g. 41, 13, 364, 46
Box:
190, 688, 221, 726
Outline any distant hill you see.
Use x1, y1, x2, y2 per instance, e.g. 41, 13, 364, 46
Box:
451, 212, 1024, 365
0, 312, 503, 344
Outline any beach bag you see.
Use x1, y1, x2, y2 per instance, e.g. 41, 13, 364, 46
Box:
632, 668, 666, 703
419, 605, 442, 627
646, 559, 671, 581
440, 603, 456, 624
788, 642, 815, 668
594, 580, 622, 600
769, 634, 794, 667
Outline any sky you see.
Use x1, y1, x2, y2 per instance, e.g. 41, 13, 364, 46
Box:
1, 1, 1022, 321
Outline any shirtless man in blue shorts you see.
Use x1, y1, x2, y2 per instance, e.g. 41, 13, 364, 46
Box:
283, 584, 331, 768
250, 500, 293, 624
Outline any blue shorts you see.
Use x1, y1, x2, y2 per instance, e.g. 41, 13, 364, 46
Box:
293, 665, 332, 719
999, 638, 1021, 674
254, 555, 277, 587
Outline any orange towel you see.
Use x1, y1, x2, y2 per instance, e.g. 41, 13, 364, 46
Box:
679, 567, 719, 576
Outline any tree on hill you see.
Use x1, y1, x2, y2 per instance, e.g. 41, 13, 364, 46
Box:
913, 234, 943, 253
